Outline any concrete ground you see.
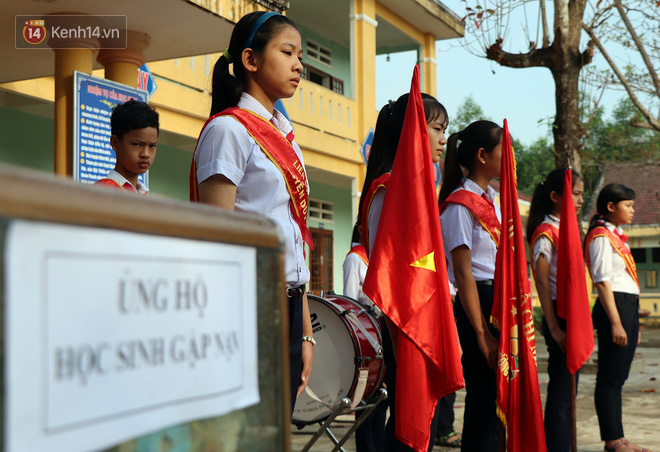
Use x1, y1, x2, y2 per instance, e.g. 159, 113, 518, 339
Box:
291, 325, 660, 452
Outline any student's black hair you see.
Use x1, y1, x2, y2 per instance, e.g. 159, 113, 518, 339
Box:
357, 93, 448, 226
585, 183, 636, 238
110, 99, 159, 140
351, 223, 361, 245
437, 120, 503, 206
525, 168, 583, 243
209, 11, 298, 116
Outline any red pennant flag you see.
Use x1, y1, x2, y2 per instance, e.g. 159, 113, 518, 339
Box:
491, 119, 546, 452
556, 169, 594, 374
362, 66, 464, 452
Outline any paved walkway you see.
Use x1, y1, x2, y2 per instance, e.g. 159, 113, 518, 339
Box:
291, 326, 660, 451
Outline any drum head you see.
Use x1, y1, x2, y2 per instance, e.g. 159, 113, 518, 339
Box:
292, 296, 357, 424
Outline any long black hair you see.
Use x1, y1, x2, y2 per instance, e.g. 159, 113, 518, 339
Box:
437, 120, 502, 206
525, 168, 582, 243
357, 93, 448, 226
209, 12, 298, 116
585, 183, 636, 238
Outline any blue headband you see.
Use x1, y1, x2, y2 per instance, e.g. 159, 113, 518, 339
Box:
244, 12, 281, 49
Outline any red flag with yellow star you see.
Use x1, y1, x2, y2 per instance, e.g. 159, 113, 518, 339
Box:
362, 66, 464, 452
491, 119, 546, 451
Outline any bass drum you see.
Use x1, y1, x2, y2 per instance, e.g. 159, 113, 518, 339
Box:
292, 294, 384, 425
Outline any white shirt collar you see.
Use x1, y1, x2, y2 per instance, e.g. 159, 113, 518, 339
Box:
462, 177, 496, 202
599, 219, 623, 234
237, 93, 294, 137
546, 214, 560, 224
106, 169, 149, 194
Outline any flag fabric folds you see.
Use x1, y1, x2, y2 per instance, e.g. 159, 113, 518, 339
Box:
491, 119, 546, 452
362, 65, 464, 452
556, 169, 594, 374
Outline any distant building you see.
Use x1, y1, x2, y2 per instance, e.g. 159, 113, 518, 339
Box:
0, 0, 464, 296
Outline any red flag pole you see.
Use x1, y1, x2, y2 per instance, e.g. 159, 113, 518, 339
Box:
498, 422, 506, 452
570, 373, 577, 452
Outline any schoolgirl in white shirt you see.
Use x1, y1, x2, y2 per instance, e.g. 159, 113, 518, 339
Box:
585, 183, 648, 452
358, 93, 449, 452
438, 120, 503, 452
189, 11, 313, 413
526, 168, 584, 452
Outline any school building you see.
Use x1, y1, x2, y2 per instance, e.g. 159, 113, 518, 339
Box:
585, 163, 660, 319
0, 0, 464, 296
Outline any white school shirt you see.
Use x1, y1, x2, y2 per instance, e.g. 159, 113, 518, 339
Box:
531, 214, 560, 300
343, 242, 382, 315
194, 93, 310, 287
588, 221, 639, 295
440, 177, 501, 286
367, 189, 386, 258
102, 169, 149, 194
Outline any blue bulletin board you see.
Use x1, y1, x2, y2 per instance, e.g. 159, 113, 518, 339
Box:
73, 72, 149, 186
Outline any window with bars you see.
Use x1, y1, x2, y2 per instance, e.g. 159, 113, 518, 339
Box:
306, 40, 332, 66
300, 64, 345, 96
309, 228, 333, 294
308, 199, 334, 222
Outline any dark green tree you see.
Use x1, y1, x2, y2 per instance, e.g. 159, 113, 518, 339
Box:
581, 97, 660, 200
449, 94, 490, 134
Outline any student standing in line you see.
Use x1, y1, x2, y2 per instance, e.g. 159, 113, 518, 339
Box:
343, 223, 387, 452
95, 99, 159, 194
585, 184, 650, 452
438, 120, 503, 452
526, 168, 584, 452
189, 11, 313, 413
358, 92, 448, 452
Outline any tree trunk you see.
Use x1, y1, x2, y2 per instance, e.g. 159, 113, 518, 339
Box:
551, 66, 582, 173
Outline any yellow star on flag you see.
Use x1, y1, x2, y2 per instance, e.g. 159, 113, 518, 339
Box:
410, 251, 436, 272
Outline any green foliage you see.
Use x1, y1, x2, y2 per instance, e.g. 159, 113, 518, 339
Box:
514, 137, 556, 196
449, 94, 491, 134
581, 97, 660, 203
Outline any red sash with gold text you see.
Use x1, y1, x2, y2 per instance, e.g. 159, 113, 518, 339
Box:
190, 107, 313, 249
585, 226, 639, 288
529, 222, 559, 279
347, 244, 369, 266
439, 189, 501, 246
360, 173, 390, 255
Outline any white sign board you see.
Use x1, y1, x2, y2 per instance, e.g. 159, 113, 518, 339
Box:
5, 220, 259, 452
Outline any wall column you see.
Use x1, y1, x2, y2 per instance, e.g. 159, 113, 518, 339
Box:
97, 31, 151, 87
422, 33, 437, 97
48, 15, 100, 176
351, 0, 377, 160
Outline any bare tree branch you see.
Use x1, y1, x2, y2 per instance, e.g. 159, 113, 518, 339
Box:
614, 0, 660, 97
485, 38, 552, 68
583, 24, 660, 129
539, 0, 550, 47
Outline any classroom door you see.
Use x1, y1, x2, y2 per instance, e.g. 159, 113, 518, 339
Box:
309, 228, 333, 294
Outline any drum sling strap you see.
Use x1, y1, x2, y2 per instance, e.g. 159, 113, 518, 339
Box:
305, 298, 383, 409
304, 370, 369, 410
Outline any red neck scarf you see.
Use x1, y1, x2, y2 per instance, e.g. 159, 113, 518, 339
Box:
190, 107, 313, 250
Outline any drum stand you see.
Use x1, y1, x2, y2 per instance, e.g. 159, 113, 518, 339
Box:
299, 388, 388, 452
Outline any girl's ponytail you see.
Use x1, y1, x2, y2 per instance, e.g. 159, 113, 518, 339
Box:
525, 167, 568, 242
208, 11, 298, 117
438, 120, 502, 207
526, 182, 549, 243
357, 101, 398, 225
209, 53, 243, 116
437, 132, 462, 206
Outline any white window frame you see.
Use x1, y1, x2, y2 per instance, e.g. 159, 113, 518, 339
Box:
308, 198, 334, 223
306, 39, 332, 67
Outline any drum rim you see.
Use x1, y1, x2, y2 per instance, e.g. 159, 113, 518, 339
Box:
292, 294, 385, 424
